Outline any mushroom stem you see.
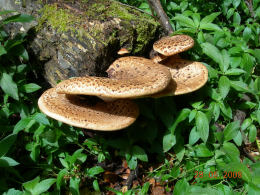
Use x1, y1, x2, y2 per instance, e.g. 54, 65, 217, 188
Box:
147, 0, 174, 35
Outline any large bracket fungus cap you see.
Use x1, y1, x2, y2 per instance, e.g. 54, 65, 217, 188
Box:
153, 35, 194, 56
56, 57, 172, 99
152, 58, 208, 97
38, 88, 139, 131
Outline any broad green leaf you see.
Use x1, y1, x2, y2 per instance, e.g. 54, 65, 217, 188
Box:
23, 176, 40, 193
174, 15, 195, 28
195, 144, 213, 157
223, 121, 240, 141
0, 73, 19, 100
200, 12, 220, 24
232, 0, 241, 8
57, 168, 68, 190
196, 111, 209, 142
132, 145, 148, 162
225, 68, 246, 75
221, 49, 230, 72
233, 12, 241, 24
189, 127, 200, 145
189, 109, 197, 122
0, 45, 7, 56
243, 27, 252, 42
233, 131, 243, 146
163, 133, 176, 152
0, 134, 17, 157
13, 117, 32, 133
0, 10, 17, 15
140, 182, 150, 195
249, 125, 257, 143
213, 102, 220, 121
22, 83, 41, 93
230, 57, 242, 68
248, 183, 260, 195
128, 156, 137, 170
218, 76, 230, 99
241, 118, 252, 131
3, 14, 34, 24
87, 166, 104, 177
33, 113, 50, 126
224, 162, 252, 182
227, 8, 235, 19
201, 42, 224, 72
200, 23, 222, 31
222, 142, 240, 162
93, 179, 100, 192
170, 108, 190, 134
2, 188, 23, 195
230, 80, 250, 93
33, 178, 56, 195
191, 13, 200, 27
0, 157, 19, 167
256, 110, 260, 125
173, 178, 189, 195
69, 177, 80, 195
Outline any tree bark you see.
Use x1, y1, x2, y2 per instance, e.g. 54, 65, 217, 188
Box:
0, 0, 162, 87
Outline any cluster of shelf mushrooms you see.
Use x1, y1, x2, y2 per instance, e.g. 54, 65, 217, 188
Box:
38, 35, 208, 131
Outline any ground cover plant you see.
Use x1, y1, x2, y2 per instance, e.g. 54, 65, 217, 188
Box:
0, 0, 260, 194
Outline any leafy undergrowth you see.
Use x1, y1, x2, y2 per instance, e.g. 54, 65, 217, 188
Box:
0, 0, 260, 194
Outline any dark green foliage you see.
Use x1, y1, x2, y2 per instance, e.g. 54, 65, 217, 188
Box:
0, 0, 260, 194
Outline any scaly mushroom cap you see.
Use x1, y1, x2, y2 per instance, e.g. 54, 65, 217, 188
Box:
153, 35, 194, 56
152, 58, 208, 97
56, 57, 171, 99
38, 88, 139, 131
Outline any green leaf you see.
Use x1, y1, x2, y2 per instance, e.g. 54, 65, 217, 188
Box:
173, 178, 189, 195
256, 110, 260, 125
174, 15, 195, 28
0, 134, 17, 157
225, 68, 246, 75
232, 0, 241, 8
249, 125, 257, 143
219, 101, 232, 119
0, 73, 19, 100
196, 111, 209, 142
140, 182, 150, 195
189, 127, 200, 145
230, 80, 250, 93
200, 12, 220, 24
243, 27, 252, 42
222, 142, 240, 162
221, 49, 230, 72
128, 156, 137, 170
201, 42, 224, 72
93, 180, 100, 192
223, 121, 240, 141
32, 178, 56, 195
69, 177, 80, 195
3, 14, 34, 24
3, 188, 23, 195
195, 144, 213, 157
57, 168, 68, 190
33, 113, 50, 126
233, 12, 241, 24
200, 23, 222, 31
87, 166, 104, 177
0, 157, 19, 167
0, 45, 7, 56
23, 177, 40, 193
0, 10, 17, 15
22, 83, 41, 93
224, 162, 252, 182
241, 118, 252, 131
170, 108, 190, 134
132, 145, 148, 162
233, 131, 243, 146
13, 117, 32, 133
163, 133, 176, 152
218, 76, 230, 99
227, 8, 235, 19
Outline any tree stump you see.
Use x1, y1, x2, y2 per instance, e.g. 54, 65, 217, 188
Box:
0, 0, 162, 86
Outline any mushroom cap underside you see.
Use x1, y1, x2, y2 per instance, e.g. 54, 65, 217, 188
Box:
153, 35, 194, 56
38, 88, 139, 131
56, 57, 172, 99
152, 58, 208, 97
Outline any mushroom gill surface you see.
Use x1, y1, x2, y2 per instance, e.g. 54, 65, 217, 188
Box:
56, 57, 172, 99
38, 88, 139, 131
152, 58, 208, 97
153, 35, 194, 56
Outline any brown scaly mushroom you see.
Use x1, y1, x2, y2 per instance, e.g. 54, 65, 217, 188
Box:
152, 58, 208, 97
151, 35, 194, 63
56, 57, 172, 100
38, 88, 139, 131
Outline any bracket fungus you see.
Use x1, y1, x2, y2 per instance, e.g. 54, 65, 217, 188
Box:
38, 88, 139, 131
56, 57, 172, 100
152, 58, 208, 97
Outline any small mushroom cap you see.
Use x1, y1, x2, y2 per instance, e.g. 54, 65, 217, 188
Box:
38, 88, 139, 131
152, 58, 208, 97
117, 48, 129, 55
153, 35, 194, 56
56, 57, 171, 99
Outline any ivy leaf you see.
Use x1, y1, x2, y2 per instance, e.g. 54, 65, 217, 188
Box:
223, 121, 240, 141
218, 76, 230, 99
0, 73, 19, 100
196, 111, 209, 142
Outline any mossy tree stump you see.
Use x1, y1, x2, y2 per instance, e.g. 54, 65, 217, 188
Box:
0, 0, 162, 86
